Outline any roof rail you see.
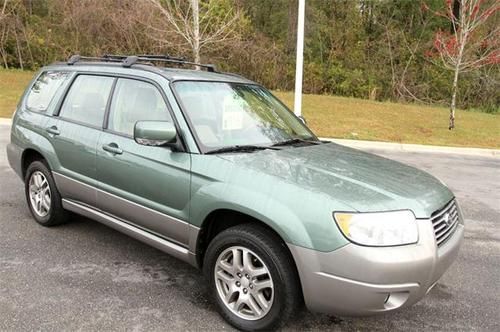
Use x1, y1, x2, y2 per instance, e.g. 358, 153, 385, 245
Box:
67, 54, 81, 65
68, 54, 123, 65
67, 54, 217, 72
137, 54, 186, 62
123, 56, 139, 68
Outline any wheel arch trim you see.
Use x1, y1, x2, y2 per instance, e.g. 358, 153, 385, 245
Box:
21, 148, 49, 177
191, 205, 308, 271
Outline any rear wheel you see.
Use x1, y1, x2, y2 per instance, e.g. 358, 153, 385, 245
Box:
204, 224, 301, 331
25, 160, 68, 226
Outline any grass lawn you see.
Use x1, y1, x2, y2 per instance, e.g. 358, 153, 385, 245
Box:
1, 69, 498, 148
0, 69, 34, 118
275, 92, 499, 149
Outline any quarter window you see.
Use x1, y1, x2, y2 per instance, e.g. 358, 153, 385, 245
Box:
59, 75, 114, 127
107, 78, 172, 136
26, 71, 70, 113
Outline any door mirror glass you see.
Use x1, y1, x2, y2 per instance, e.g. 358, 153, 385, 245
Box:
134, 121, 177, 146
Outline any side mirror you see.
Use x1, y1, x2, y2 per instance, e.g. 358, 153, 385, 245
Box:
134, 121, 177, 147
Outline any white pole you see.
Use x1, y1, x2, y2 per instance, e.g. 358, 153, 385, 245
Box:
294, 0, 305, 116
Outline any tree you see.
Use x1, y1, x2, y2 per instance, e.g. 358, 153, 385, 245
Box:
431, 0, 499, 129
146, 0, 244, 65
0, 0, 36, 69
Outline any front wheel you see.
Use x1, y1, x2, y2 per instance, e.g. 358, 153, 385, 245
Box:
204, 224, 302, 331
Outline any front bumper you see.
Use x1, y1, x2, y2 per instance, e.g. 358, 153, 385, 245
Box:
288, 219, 464, 316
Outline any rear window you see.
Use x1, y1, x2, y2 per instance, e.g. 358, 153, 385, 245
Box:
59, 75, 114, 128
26, 71, 70, 113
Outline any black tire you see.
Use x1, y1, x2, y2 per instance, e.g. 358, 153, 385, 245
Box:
24, 160, 68, 227
203, 224, 302, 331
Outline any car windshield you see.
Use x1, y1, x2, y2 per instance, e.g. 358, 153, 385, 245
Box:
173, 81, 317, 153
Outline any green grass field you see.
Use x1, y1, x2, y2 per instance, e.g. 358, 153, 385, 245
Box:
0, 69, 34, 118
1, 69, 499, 148
275, 92, 500, 149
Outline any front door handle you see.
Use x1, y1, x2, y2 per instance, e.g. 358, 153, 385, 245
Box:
46, 126, 60, 136
102, 143, 123, 155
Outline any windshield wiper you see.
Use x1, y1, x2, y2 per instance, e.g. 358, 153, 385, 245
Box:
271, 138, 322, 147
206, 145, 279, 155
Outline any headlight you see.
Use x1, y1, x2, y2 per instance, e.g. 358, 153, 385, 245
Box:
333, 210, 418, 246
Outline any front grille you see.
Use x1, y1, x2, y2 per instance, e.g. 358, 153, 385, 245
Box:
431, 199, 460, 247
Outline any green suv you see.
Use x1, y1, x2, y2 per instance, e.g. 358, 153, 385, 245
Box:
7, 55, 464, 331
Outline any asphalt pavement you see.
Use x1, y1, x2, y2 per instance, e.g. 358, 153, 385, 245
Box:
1, 123, 499, 331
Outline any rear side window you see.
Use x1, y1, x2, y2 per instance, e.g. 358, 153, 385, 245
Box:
107, 78, 172, 136
26, 71, 70, 113
59, 75, 114, 128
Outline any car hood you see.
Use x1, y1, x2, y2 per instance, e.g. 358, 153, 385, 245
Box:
217, 142, 453, 218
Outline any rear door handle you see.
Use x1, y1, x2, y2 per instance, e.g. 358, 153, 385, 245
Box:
102, 143, 123, 155
46, 126, 60, 136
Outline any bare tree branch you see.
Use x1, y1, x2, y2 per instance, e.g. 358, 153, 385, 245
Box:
432, 0, 499, 129
145, 0, 243, 66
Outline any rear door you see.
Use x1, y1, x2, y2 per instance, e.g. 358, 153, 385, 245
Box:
50, 74, 115, 206
96, 77, 191, 246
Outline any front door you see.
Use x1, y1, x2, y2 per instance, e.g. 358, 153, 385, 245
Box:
96, 78, 191, 246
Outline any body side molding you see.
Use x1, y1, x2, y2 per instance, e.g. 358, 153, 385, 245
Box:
53, 171, 199, 253
62, 199, 198, 267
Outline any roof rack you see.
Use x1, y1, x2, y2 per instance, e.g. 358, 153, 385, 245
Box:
66, 54, 217, 72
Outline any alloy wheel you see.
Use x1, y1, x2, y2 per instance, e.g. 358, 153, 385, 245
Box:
214, 246, 274, 321
28, 171, 51, 217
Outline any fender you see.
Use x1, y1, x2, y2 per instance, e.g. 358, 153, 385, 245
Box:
15, 120, 62, 174
189, 181, 349, 252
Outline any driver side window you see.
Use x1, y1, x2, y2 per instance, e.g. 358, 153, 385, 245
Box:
108, 78, 172, 136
